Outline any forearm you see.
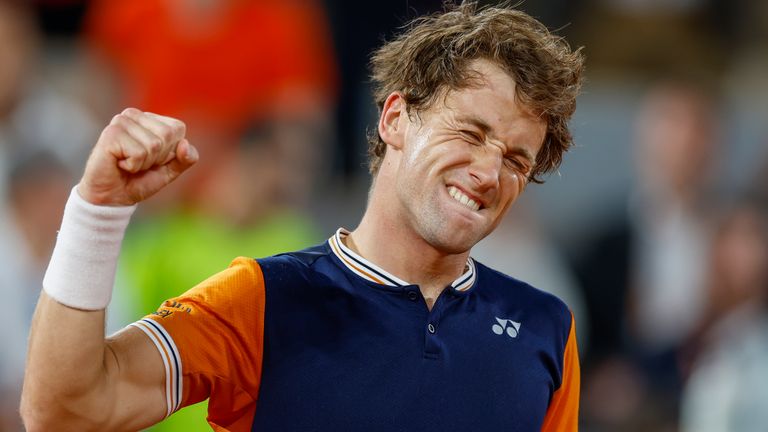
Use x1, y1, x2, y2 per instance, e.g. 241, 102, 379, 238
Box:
20, 109, 196, 431
21, 294, 113, 431
21, 186, 134, 430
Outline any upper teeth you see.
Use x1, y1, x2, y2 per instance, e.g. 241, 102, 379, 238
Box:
448, 186, 480, 211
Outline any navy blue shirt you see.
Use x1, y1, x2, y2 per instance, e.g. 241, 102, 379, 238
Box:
139, 229, 580, 431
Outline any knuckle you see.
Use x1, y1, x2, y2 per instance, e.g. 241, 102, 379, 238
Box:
157, 124, 174, 142
122, 107, 140, 117
111, 114, 128, 126
101, 123, 123, 139
174, 119, 187, 136
147, 137, 162, 152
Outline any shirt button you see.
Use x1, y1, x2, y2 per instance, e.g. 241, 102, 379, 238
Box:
407, 291, 419, 301
427, 323, 436, 334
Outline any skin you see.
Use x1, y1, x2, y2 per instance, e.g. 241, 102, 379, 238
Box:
21, 109, 198, 431
349, 59, 546, 307
21, 59, 546, 429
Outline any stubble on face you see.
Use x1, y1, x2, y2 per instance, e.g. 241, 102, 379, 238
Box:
394, 107, 499, 255
392, 60, 546, 256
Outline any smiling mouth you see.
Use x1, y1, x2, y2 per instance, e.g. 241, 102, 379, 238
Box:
447, 186, 481, 211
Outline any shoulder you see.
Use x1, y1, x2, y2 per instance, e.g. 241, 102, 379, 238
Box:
255, 242, 334, 289
473, 260, 573, 337
256, 242, 327, 271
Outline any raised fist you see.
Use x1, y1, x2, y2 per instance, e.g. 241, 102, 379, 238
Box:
78, 108, 198, 206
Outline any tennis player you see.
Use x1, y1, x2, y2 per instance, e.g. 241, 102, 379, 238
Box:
21, 3, 584, 431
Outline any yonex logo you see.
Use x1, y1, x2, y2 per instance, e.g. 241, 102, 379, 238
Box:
492, 317, 521, 338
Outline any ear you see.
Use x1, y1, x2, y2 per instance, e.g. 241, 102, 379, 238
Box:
378, 92, 406, 150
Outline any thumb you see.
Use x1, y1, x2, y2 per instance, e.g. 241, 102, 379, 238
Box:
162, 139, 199, 181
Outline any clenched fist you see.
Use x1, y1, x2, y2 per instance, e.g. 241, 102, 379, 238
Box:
78, 108, 198, 206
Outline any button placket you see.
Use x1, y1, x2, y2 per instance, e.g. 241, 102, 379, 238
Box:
422, 287, 454, 359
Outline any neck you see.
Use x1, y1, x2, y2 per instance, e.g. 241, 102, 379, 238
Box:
347, 182, 469, 303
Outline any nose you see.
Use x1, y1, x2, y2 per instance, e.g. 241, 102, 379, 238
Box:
469, 146, 501, 191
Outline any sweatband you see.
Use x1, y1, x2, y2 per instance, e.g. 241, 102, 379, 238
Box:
43, 186, 137, 310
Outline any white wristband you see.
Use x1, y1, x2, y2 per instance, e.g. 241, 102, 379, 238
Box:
43, 186, 137, 310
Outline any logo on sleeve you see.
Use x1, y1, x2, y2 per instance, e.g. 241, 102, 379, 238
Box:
492, 317, 521, 338
151, 300, 192, 318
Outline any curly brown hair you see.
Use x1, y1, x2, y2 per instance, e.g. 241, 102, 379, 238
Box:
367, 1, 584, 183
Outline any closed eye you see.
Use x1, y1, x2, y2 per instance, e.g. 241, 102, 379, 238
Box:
504, 156, 531, 176
460, 130, 483, 145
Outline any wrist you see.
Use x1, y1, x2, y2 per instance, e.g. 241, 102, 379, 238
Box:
76, 179, 134, 207
42, 185, 137, 310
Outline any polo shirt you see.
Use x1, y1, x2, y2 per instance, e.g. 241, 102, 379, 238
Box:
133, 228, 580, 431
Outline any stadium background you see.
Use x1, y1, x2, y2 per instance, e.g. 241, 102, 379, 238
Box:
1, 0, 767, 431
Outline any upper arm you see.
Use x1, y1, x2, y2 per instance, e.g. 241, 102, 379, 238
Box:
121, 257, 266, 430
23, 257, 264, 432
541, 312, 580, 432
102, 325, 168, 431
21, 293, 167, 432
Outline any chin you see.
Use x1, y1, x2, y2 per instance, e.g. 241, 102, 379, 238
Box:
408, 198, 490, 254
421, 226, 484, 255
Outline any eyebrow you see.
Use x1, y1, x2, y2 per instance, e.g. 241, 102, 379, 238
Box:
455, 115, 537, 165
456, 115, 492, 135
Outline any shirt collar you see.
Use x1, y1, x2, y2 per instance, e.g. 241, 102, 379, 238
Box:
328, 228, 476, 292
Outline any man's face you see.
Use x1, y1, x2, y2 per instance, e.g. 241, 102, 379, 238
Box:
391, 59, 546, 254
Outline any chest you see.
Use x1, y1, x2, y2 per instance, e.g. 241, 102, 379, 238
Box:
251, 277, 560, 432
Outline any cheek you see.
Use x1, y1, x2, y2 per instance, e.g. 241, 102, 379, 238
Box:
499, 173, 526, 205
403, 126, 435, 166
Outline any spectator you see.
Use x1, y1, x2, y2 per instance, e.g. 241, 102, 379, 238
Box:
82, 0, 338, 218
680, 200, 768, 432
0, 150, 73, 431
574, 80, 721, 430
0, 0, 95, 190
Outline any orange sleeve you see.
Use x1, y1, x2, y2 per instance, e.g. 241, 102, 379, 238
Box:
540, 312, 580, 432
130, 257, 265, 432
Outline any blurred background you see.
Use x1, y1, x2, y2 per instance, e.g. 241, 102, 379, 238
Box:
1, 0, 767, 431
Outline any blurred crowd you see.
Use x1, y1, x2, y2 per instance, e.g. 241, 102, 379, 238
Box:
1, 0, 767, 431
